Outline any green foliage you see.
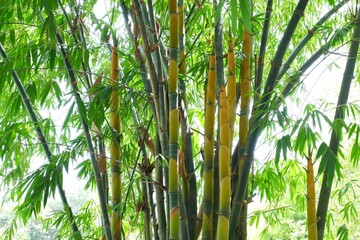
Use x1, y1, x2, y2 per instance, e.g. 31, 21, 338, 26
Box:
1, 0, 360, 239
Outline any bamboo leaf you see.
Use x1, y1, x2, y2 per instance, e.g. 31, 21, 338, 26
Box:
337, 224, 348, 240
239, 0, 251, 33
62, 101, 75, 130
49, 47, 56, 70
275, 140, 281, 166
77, 97, 89, 125
10, 29, 15, 45
230, 0, 238, 35
40, 81, 52, 106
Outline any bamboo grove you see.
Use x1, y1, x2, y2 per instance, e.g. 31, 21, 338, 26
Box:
2, 0, 360, 239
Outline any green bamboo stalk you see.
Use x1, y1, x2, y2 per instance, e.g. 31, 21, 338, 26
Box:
90, 74, 109, 238
145, 1, 171, 231
277, 0, 350, 81
133, 0, 161, 125
281, 22, 354, 98
147, 0, 164, 86
254, 0, 273, 96
179, 185, 190, 240
216, 86, 231, 239
54, 30, 113, 240
230, 1, 309, 238
262, 0, 309, 101
317, 9, 360, 240
202, 52, 216, 240
132, 107, 153, 240
58, 0, 93, 88
132, 2, 170, 234
110, 44, 122, 240
234, 27, 252, 240
195, 202, 203, 240
131, 106, 159, 240
168, 0, 180, 239
178, 0, 197, 238
0, 42, 82, 239
213, 0, 224, 235
155, 133, 167, 240
179, 99, 197, 240
121, 3, 167, 238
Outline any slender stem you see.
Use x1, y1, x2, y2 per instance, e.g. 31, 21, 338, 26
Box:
202, 52, 216, 240
168, 0, 180, 239
282, 22, 354, 98
216, 86, 231, 239
179, 99, 197, 240
317, 9, 360, 240
230, 2, 310, 238
55, 30, 113, 240
255, 0, 273, 96
0, 42, 82, 239
110, 44, 122, 240
213, 0, 224, 235
277, 0, 350, 81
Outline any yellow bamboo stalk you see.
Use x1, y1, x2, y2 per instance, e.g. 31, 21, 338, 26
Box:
307, 153, 318, 240
227, 34, 236, 151
110, 44, 122, 239
239, 28, 251, 150
216, 86, 231, 240
169, 0, 180, 239
178, 0, 186, 87
202, 52, 216, 240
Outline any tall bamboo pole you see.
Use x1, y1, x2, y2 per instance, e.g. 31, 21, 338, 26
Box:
169, 0, 180, 239
227, 34, 236, 152
317, 9, 360, 239
110, 44, 122, 240
277, 0, 350, 81
178, 0, 198, 238
230, 1, 309, 238
202, 52, 216, 240
306, 152, 317, 240
55, 30, 113, 240
216, 86, 231, 239
0, 42, 82, 239
120, 3, 168, 238
213, 0, 224, 234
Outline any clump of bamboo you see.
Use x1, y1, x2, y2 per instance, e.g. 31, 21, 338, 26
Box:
216, 86, 231, 239
306, 152, 317, 240
110, 44, 122, 239
202, 52, 216, 240
168, 0, 180, 239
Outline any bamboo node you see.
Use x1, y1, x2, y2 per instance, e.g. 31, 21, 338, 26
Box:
270, 60, 282, 67
111, 166, 121, 173
294, 9, 304, 17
